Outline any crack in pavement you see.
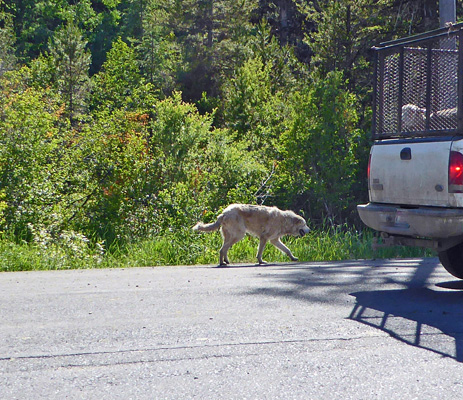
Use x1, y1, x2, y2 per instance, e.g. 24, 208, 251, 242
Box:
1, 331, 445, 368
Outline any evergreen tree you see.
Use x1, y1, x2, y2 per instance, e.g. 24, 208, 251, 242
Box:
306, 1, 386, 91
139, 0, 258, 103
0, 1, 16, 76
138, 2, 182, 96
49, 22, 91, 125
91, 37, 142, 111
254, 0, 313, 63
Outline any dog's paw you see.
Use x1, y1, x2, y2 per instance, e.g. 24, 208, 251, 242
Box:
218, 262, 229, 267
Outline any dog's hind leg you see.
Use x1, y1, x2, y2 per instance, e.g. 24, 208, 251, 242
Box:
257, 238, 268, 265
219, 227, 245, 266
219, 242, 231, 266
270, 238, 298, 261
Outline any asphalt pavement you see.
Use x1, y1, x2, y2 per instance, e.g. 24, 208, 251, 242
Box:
2, 257, 463, 399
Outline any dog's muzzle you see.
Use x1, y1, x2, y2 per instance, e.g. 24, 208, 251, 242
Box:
299, 229, 307, 237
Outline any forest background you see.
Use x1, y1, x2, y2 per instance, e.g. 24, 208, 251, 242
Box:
0, 0, 459, 270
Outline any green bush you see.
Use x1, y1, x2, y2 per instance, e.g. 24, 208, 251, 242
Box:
275, 71, 363, 223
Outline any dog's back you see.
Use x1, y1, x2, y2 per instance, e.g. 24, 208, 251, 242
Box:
222, 204, 276, 236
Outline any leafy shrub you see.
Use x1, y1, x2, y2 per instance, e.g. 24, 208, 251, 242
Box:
275, 70, 362, 224
0, 67, 63, 237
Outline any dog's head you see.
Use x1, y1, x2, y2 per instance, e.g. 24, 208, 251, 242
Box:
290, 215, 310, 237
299, 227, 310, 237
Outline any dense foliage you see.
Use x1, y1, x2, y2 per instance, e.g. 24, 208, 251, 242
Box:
0, 0, 457, 265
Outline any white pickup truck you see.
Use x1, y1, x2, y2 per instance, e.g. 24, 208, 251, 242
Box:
357, 23, 463, 279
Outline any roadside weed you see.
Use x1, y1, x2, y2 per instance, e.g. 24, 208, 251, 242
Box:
0, 226, 430, 271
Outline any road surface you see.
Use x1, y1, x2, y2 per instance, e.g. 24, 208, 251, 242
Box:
1, 257, 463, 399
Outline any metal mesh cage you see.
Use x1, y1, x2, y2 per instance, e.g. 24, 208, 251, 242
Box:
373, 25, 463, 139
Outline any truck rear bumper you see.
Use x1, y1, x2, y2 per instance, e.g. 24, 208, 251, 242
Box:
357, 203, 463, 238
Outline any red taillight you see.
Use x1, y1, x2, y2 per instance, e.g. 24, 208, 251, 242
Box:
367, 153, 371, 181
449, 151, 463, 192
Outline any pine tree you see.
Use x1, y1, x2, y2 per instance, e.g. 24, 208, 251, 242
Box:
49, 22, 91, 125
0, 2, 16, 76
134, 0, 258, 102
91, 37, 142, 111
138, 2, 182, 96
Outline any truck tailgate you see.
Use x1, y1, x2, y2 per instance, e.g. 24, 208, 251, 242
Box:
369, 140, 451, 207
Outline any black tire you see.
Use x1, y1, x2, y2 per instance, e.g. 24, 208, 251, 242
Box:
438, 242, 463, 279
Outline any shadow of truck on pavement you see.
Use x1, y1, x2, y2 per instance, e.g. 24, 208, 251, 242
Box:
349, 287, 463, 362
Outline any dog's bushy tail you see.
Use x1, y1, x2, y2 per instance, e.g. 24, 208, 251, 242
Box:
192, 215, 223, 232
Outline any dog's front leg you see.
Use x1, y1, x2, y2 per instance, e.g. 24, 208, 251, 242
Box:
257, 238, 268, 265
270, 238, 298, 261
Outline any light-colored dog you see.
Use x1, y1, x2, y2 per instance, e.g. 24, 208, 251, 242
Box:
401, 104, 426, 131
401, 104, 457, 132
193, 204, 310, 266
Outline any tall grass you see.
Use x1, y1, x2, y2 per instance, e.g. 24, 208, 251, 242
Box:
0, 226, 431, 272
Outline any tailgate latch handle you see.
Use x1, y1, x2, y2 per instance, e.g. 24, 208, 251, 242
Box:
400, 147, 412, 160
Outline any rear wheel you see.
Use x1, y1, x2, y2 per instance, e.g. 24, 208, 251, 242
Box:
438, 242, 463, 279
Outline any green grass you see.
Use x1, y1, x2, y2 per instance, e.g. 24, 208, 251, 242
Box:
0, 227, 431, 272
